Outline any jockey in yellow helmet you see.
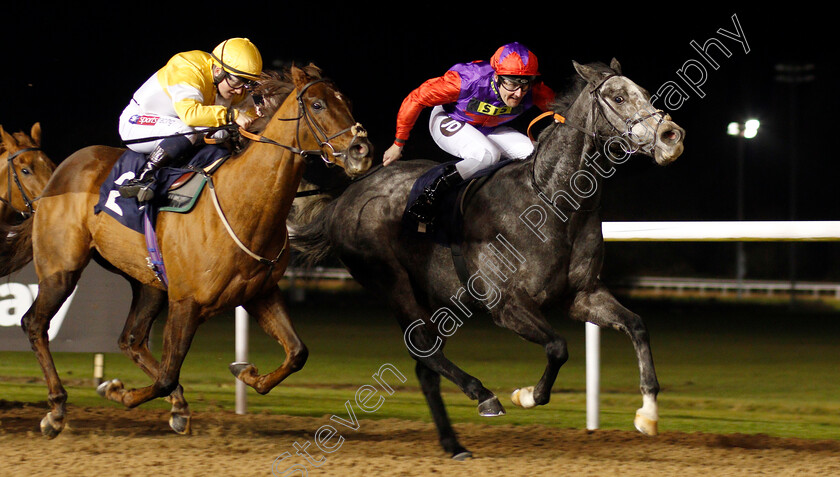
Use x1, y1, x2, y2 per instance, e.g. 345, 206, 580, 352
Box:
118, 38, 263, 201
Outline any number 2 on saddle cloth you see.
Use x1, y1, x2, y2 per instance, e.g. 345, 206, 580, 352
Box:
92, 145, 231, 285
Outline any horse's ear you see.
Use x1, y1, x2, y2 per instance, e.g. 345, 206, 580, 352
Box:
573, 61, 605, 85
31, 122, 42, 147
291, 65, 308, 89
610, 58, 622, 75
0, 125, 15, 152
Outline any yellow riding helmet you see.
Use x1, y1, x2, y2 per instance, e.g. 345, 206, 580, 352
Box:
211, 38, 263, 81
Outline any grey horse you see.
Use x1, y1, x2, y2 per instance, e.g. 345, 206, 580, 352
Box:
291, 59, 686, 459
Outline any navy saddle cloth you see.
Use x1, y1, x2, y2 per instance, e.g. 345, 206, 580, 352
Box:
93, 145, 229, 233
401, 159, 512, 246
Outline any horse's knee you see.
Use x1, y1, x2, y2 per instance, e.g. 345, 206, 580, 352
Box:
21, 313, 47, 342
20, 313, 32, 334
287, 344, 308, 373
545, 338, 569, 365
155, 377, 180, 398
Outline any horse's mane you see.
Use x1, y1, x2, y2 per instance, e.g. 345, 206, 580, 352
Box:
251, 64, 325, 127
548, 61, 614, 113
247, 64, 340, 234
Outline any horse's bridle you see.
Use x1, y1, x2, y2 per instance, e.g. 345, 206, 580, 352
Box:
1, 147, 40, 217
529, 74, 667, 155
204, 77, 367, 269
589, 75, 667, 154
238, 78, 367, 166
526, 73, 670, 213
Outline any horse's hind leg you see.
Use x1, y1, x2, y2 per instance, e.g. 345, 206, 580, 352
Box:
493, 291, 569, 409
569, 282, 660, 436
229, 287, 308, 394
21, 269, 83, 438
100, 280, 192, 434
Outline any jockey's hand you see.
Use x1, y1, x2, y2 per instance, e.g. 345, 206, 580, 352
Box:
234, 112, 254, 130
383, 143, 403, 166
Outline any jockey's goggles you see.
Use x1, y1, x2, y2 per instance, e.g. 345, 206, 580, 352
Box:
225, 73, 258, 91
498, 75, 535, 92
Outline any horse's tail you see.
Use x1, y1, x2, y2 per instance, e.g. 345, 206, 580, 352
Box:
289, 197, 337, 268
0, 215, 34, 276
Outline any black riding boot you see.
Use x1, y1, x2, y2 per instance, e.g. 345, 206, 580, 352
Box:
407, 164, 463, 224
118, 145, 174, 201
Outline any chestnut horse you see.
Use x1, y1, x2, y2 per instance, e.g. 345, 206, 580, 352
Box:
0, 65, 372, 438
0, 123, 56, 223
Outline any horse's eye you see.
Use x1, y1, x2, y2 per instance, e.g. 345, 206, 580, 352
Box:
21, 168, 31, 175
614, 96, 625, 104
311, 100, 325, 111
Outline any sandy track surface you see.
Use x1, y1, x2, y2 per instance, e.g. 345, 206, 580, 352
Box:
2, 401, 839, 476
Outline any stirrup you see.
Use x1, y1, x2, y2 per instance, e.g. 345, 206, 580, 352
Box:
119, 178, 155, 201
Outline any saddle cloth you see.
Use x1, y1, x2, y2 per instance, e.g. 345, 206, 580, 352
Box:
401, 159, 513, 247
93, 145, 229, 233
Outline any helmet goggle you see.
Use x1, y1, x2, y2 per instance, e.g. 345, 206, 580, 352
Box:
223, 72, 258, 91
498, 75, 536, 92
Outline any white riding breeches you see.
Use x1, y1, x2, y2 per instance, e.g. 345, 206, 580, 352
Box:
428, 105, 534, 179
118, 101, 198, 153
118, 101, 230, 154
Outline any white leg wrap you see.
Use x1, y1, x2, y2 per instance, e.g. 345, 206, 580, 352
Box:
634, 394, 659, 436
639, 394, 659, 420
511, 386, 536, 409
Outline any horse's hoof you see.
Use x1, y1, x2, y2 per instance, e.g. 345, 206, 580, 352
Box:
634, 410, 659, 436
229, 362, 253, 379
511, 386, 536, 409
39, 412, 63, 439
169, 413, 192, 435
477, 396, 506, 417
95, 379, 123, 399
452, 451, 473, 461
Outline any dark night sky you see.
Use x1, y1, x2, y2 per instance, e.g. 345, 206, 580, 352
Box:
2, 6, 836, 279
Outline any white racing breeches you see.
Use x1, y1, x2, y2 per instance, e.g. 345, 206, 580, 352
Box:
428, 105, 534, 179
118, 101, 230, 154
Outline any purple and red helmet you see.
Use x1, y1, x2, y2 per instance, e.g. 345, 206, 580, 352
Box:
490, 42, 540, 77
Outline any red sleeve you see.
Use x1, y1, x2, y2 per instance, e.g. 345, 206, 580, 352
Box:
532, 82, 556, 112
394, 70, 462, 144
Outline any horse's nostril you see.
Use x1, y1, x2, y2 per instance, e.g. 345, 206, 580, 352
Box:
352, 142, 370, 158
661, 129, 680, 144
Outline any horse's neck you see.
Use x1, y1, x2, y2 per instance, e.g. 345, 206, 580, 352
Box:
533, 95, 606, 209
213, 103, 305, 233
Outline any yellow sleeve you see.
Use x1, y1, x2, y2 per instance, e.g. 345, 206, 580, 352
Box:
160, 51, 231, 128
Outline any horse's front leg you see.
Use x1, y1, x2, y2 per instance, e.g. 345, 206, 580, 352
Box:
229, 287, 308, 394
569, 282, 660, 436
492, 291, 568, 409
102, 280, 191, 434
21, 270, 82, 438
99, 298, 201, 410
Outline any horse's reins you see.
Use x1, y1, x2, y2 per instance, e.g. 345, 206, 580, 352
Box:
238, 78, 367, 164
200, 77, 368, 268
1, 147, 41, 217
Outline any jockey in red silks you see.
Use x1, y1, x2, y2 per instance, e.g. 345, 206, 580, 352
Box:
383, 42, 556, 224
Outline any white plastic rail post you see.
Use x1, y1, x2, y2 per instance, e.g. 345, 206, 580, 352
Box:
235, 306, 249, 415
